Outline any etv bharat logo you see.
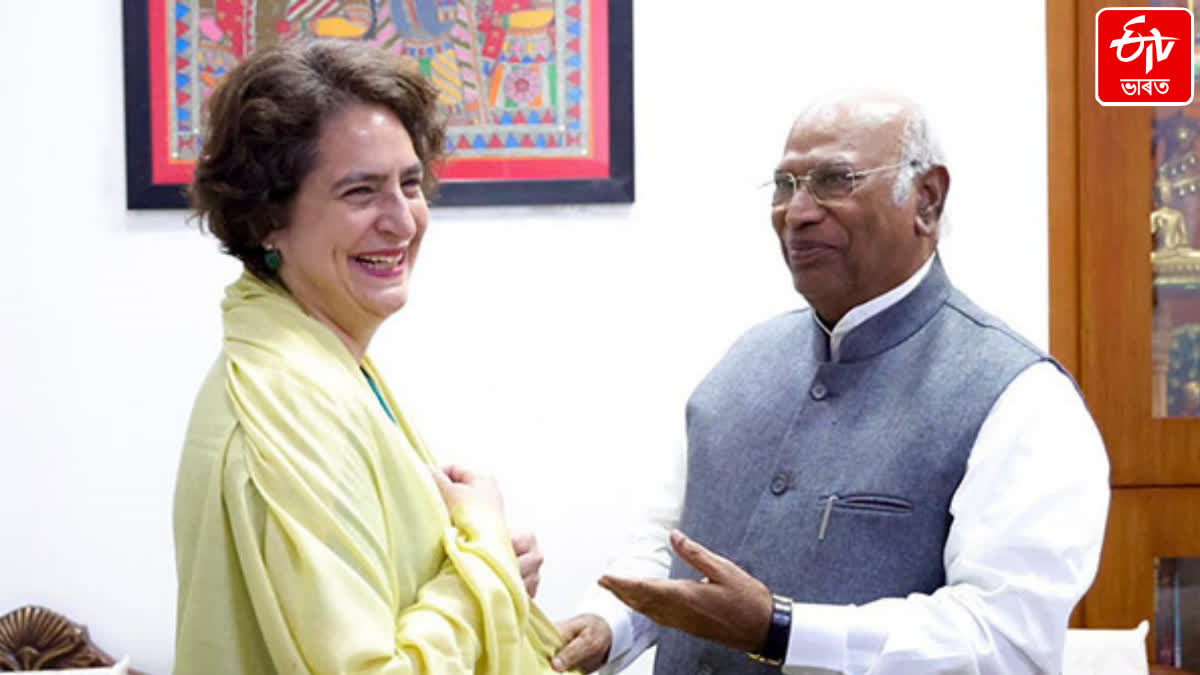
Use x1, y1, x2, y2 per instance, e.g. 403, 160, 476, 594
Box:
1096, 7, 1194, 106
1113, 15, 1180, 74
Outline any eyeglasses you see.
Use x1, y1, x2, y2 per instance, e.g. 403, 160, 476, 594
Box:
766, 160, 917, 205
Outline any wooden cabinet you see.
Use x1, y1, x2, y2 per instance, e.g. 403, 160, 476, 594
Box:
1087, 490, 1200, 664
1049, 0, 1200, 666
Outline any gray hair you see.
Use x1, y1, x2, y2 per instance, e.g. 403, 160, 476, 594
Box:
892, 107, 945, 205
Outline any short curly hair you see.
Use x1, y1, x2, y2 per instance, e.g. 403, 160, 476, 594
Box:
190, 39, 447, 280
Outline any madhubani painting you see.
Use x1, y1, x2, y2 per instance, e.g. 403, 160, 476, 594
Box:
123, 0, 633, 207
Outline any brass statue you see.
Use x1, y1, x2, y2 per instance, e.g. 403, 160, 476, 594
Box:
1152, 206, 1192, 252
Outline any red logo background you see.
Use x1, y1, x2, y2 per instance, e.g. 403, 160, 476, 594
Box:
1096, 7, 1194, 106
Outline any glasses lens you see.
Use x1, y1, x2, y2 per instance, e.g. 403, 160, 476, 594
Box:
809, 166, 856, 201
772, 174, 795, 205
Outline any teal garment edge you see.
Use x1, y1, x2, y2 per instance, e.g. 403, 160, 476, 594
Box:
362, 368, 397, 425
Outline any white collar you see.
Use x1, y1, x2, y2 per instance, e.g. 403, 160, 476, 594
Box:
814, 254, 936, 361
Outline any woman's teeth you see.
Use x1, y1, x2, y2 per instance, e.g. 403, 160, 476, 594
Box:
355, 253, 404, 268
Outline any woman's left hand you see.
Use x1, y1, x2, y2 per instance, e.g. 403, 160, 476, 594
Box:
511, 531, 543, 598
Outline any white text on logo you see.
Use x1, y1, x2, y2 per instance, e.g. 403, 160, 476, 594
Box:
1109, 14, 1180, 74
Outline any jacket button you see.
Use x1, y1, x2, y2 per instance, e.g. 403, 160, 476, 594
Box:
769, 472, 790, 495
810, 381, 828, 400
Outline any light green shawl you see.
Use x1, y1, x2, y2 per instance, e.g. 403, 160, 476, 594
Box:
173, 272, 568, 674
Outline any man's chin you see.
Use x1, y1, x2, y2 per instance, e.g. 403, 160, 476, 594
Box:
790, 268, 834, 294
790, 273, 847, 309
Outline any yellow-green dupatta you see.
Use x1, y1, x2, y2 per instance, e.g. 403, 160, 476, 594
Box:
214, 271, 569, 674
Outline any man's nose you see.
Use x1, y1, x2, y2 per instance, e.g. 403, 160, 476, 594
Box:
782, 185, 824, 229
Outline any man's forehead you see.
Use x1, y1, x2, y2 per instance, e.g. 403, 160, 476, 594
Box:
781, 100, 908, 162
777, 133, 860, 166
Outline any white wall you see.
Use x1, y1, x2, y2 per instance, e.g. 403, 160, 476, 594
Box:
0, 2, 1047, 673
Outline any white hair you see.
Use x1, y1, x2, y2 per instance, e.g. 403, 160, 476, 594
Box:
892, 106, 946, 205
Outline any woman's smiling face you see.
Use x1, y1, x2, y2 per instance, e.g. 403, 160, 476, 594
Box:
267, 101, 430, 357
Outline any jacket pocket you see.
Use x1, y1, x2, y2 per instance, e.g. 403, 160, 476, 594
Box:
820, 493, 914, 514
816, 493, 914, 540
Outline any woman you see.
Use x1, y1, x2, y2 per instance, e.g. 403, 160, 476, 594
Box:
173, 39, 570, 674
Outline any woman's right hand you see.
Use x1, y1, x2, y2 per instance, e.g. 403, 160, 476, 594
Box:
430, 464, 506, 517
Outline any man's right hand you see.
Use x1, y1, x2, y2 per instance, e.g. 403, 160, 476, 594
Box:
552, 613, 612, 673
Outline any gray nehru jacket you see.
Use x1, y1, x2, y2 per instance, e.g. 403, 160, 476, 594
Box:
653, 256, 1059, 675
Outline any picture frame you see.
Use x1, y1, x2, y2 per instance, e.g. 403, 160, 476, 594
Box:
122, 1, 634, 209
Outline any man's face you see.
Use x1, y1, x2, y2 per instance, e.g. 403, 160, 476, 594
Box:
770, 105, 931, 323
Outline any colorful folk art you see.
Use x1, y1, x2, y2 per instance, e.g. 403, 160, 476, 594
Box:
149, 0, 615, 192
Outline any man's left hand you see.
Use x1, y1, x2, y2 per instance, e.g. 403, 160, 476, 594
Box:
599, 529, 773, 653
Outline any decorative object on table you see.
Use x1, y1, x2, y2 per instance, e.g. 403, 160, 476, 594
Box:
0, 605, 145, 673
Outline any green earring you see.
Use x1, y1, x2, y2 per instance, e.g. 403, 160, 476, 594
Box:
264, 248, 282, 272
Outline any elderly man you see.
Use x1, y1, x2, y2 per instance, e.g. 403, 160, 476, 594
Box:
552, 92, 1110, 674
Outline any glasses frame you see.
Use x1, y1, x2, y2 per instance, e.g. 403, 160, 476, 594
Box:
768, 159, 920, 205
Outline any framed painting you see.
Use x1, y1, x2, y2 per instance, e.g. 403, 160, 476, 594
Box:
122, 0, 634, 208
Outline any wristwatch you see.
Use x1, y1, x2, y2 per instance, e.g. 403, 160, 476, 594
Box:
747, 593, 792, 668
